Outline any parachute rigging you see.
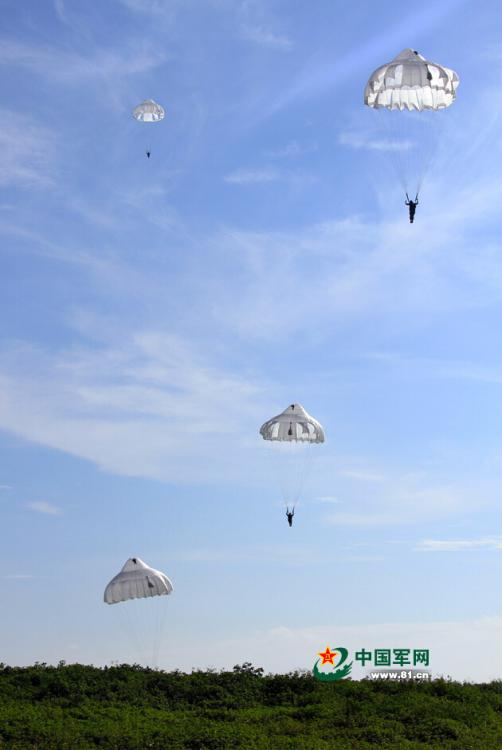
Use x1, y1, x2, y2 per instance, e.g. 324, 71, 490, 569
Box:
132, 99, 165, 158
104, 557, 173, 667
260, 404, 325, 519
364, 49, 459, 207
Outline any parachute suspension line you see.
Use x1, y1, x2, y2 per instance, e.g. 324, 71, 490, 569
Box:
151, 601, 161, 668
379, 111, 410, 196
104, 557, 173, 669
125, 598, 159, 668
365, 51, 459, 203
415, 109, 447, 197
382, 110, 437, 200
414, 114, 432, 197
276, 441, 313, 510
151, 599, 169, 668
120, 602, 148, 666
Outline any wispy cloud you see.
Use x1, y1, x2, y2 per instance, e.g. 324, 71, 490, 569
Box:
0, 39, 165, 83
224, 167, 316, 189
172, 542, 383, 566
339, 131, 414, 152
2, 573, 33, 580
256, 0, 468, 119
265, 140, 317, 158
416, 537, 502, 552
118, 0, 178, 19
365, 352, 502, 386
28, 501, 61, 516
241, 25, 292, 50
0, 333, 266, 483
327, 483, 470, 527
480, 42, 502, 62
224, 167, 280, 184
0, 224, 146, 292
338, 470, 387, 482
53, 0, 67, 23
0, 110, 55, 188
147, 616, 502, 681
204, 173, 502, 340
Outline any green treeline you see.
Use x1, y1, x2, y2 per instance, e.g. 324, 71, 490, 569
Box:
1, 661, 502, 748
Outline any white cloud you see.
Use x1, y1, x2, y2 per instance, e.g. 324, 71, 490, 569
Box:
327, 483, 470, 527
339, 131, 414, 152
241, 25, 292, 50
0, 224, 143, 291
338, 470, 387, 482
365, 352, 502, 386
265, 140, 317, 158
202, 173, 502, 341
2, 574, 33, 580
119, 0, 174, 13
416, 537, 502, 552
0, 333, 267, 483
224, 168, 280, 184
0, 39, 165, 83
150, 616, 502, 680
171, 541, 376, 566
0, 110, 55, 188
256, 0, 467, 119
53, 0, 67, 22
28, 501, 61, 516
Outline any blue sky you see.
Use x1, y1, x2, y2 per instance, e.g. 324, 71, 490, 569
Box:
2, 0, 502, 680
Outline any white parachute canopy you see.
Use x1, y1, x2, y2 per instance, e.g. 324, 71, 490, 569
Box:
132, 99, 165, 122
364, 49, 459, 111
104, 557, 173, 605
260, 403, 325, 443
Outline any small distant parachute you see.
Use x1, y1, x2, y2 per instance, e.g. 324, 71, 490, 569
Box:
132, 100, 165, 157
260, 404, 325, 519
104, 557, 173, 605
132, 99, 165, 123
364, 49, 459, 206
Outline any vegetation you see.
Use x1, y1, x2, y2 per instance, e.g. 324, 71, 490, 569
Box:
0, 661, 501, 748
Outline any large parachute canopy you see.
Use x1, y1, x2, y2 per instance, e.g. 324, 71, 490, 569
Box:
104, 557, 173, 605
364, 49, 459, 111
260, 403, 325, 443
132, 99, 165, 122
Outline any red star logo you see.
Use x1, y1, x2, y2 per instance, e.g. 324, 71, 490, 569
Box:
318, 646, 338, 666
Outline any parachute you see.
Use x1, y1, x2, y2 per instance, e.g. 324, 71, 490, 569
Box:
104, 557, 173, 666
132, 99, 165, 123
364, 49, 459, 202
364, 49, 459, 112
104, 557, 173, 604
260, 404, 325, 516
260, 403, 325, 444
132, 99, 165, 157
